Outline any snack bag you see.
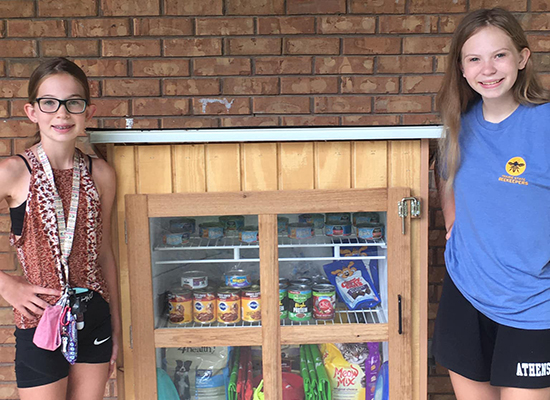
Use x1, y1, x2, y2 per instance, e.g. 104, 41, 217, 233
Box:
364, 343, 381, 400
339, 246, 380, 294
320, 343, 365, 400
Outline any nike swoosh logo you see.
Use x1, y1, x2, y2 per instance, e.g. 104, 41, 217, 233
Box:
94, 336, 111, 345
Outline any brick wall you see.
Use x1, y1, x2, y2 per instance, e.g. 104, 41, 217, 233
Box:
1, 0, 549, 399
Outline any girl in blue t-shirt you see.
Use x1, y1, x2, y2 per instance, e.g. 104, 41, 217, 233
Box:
433, 8, 550, 400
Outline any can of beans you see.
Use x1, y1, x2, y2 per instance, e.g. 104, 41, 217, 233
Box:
312, 284, 336, 320
242, 285, 261, 322
288, 284, 312, 322
193, 287, 216, 324
279, 278, 289, 319
167, 288, 192, 324
217, 287, 241, 324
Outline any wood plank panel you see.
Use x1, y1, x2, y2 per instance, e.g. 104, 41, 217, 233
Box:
205, 143, 241, 192
173, 144, 206, 193
278, 142, 315, 190
241, 143, 278, 191
136, 145, 172, 194
155, 328, 262, 347
281, 323, 388, 345
315, 141, 351, 189
388, 141, 420, 197
353, 141, 388, 188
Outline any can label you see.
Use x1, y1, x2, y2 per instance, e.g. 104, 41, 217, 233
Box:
288, 286, 312, 321
193, 290, 216, 324
224, 271, 252, 288
279, 287, 288, 319
168, 290, 192, 324
242, 287, 261, 322
313, 285, 336, 320
181, 272, 207, 290
217, 290, 241, 324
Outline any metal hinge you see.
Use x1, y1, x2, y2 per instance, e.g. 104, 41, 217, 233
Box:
398, 196, 421, 234
124, 220, 128, 244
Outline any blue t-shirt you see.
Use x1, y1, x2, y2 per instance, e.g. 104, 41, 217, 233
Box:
445, 100, 550, 329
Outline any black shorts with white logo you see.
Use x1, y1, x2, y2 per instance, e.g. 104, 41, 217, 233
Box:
433, 271, 550, 388
15, 290, 112, 388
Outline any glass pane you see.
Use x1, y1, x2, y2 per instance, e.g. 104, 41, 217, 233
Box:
150, 215, 261, 329
278, 212, 387, 325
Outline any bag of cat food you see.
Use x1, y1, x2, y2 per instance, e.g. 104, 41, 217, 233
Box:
320, 343, 366, 400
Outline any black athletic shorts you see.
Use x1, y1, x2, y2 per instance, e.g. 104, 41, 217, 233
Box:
433, 271, 550, 388
15, 290, 112, 389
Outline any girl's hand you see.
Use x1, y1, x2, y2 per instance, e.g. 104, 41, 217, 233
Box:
0, 275, 61, 319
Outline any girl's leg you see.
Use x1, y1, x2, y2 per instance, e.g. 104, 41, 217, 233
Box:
18, 377, 68, 400
449, 370, 500, 400
67, 362, 110, 400
501, 387, 550, 400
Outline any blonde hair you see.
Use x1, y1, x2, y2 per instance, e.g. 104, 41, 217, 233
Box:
436, 8, 550, 190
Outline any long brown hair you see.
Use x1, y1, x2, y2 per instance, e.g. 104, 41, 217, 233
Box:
27, 57, 91, 145
436, 8, 550, 190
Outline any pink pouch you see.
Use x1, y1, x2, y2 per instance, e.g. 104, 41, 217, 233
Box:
33, 304, 63, 351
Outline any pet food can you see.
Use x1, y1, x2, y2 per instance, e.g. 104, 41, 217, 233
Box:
199, 222, 224, 239
298, 214, 325, 229
181, 271, 208, 290
279, 278, 289, 319
239, 226, 259, 243
168, 288, 193, 324
288, 223, 314, 239
288, 284, 312, 322
169, 218, 195, 233
242, 285, 261, 322
325, 213, 351, 225
353, 212, 379, 226
357, 223, 384, 240
217, 287, 241, 324
219, 215, 245, 232
224, 269, 252, 289
277, 217, 289, 234
163, 231, 190, 246
312, 284, 336, 320
193, 287, 216, 324
324, 223, 352, 236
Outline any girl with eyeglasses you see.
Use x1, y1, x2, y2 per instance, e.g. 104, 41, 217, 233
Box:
0, 57, 121, 400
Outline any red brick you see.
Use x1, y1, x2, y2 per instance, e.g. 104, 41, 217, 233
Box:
0, 327, 16, 344
0, 81, 28, 99
227, 38, 281, 55
164, 38, 221, 57
102, 39, 160, 57
403, 37, 450, 54
0, 0, 34, 17
222, 77, 278, 95
318, 16, 375, 34
0, 253, 17, 271
0, 120, 36, 138
102, 118, 160, 129
527, 35, 550, 52
375, 95, 432, 113
104, 79, 160, 97
0, 21, 4, 39
379, 16, 437, 34
74, 59, 127, 77
255, 57, 312, 75
164, 78, 220, 96
315, 56, 374, 74
258, 17, 315, 35
226, 0, 284, 15
343, 37, 401, 55
403, 113, 441, 125
93, 99, 129, 117
102, 0, 159, 15
285, 38, 339, 55
282, 116, 339, 126
0, 101, 8, 118
349, 0, 405, 14
315, 96, 372, 113
0, 140, 10, 156
7, 60, 39, 79
435, 55, 448, 73
403, 76, 444, 94
378, 56, 433, 74
0, 216, 9, 233
0, 61, 5, 77
132, 59, 190, 77
164, 0, 222, 15
0, 40, 37, 58
42, 39, 99, 57
439, 15, 464, 34
38, 0, 97, 17
196, 18, 254, 36
161, 117, 219, 128
193, 58, 251, 76
281, 77, 338, 94
409, 0, 466, 13
134, 18, 192, 36
533, 54, 550, 72
221, 116, 279, 127
14, 138, 35, 154
470, 0, 526, 12
253, 97, 309, 114
133, 98, 189, 116
7, 20, 66, 37
342, 77, 399, 94
533, 0, 550, 11
518, 14, 550, 31
287, 0, 345, 14
342, 115, 400, 126
0, 344, 15, 362
71, 19, 130, 37
192, 97, 250, 115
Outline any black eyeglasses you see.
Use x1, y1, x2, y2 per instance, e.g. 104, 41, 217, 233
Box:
35, 98, 88, 114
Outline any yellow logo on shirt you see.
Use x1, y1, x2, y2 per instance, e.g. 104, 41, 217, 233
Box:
499, 157, 528, 185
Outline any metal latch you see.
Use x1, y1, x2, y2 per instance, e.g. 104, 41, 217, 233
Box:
398, 197, 421, 234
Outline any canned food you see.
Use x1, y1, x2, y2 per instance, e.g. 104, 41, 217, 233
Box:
170, 218, 195, 233
224, 269, 252, 288
298, 214, 325, 229
163, 231, 190, 246
181, 271, 208, 290
353, 212, 379, 226
288, 223, 314, 239
193, 287, 216, 324
288, 284, 312, 322
357, 223, 384, 240
279, 279, 289, 319
217, 287, 241, 324
168, 288, 193, 324
242, 285, 261, 322
312, 284, 336, 320
326, 213, 351, 225
239, 226, 259, 243
277, 217, 289, 234
219, 215, 245, 232
199, 222, 224, 239
325, 223, 352, 237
